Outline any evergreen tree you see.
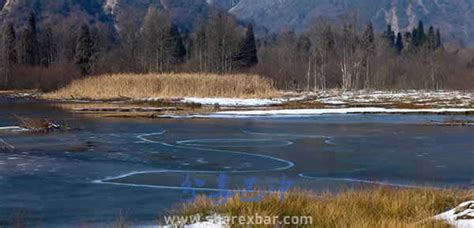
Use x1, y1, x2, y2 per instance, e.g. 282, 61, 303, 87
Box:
233, 23, 258, 67
427, 26, 437, 51
413, 20, 426, 47
436, 29, 442, 48
3, 23, 18, 66
383, 25, 395, 47
19, 13, 40, 65
75, 24, 94, 75
395, 32, 404, 54
169, 24, 187, 64
89, 26, 103, 72
361, 22, 375, 50
361, 22, 375, 89
40, 24, 56, 67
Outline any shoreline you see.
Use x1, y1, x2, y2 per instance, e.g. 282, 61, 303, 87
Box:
46, 90, 474, 118
1, 90, 473, 119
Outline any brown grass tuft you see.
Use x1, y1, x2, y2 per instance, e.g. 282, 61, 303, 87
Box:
44, 73, 277, 100
173, 187, 472, 227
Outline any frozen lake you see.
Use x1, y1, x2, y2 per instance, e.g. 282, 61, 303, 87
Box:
0, 101, 473, 226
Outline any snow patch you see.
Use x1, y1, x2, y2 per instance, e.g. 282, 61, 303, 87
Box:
2, 0, 13, 11
309, 90, 473, 107
434, 201, 474, 228
0, 126, 28, 132
104, 0, 118, 15
180, 97, 305, 107
213, 107, 474, 117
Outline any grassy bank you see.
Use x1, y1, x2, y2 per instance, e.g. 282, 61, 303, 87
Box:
173, 187, 472, 227
44, 73, 277, 100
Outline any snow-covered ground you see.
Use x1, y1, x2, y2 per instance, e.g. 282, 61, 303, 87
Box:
206, 107, 474, 118
307, 90, 473, 107
177, 90, 473, 108
180, 97, 305, 107
434, 201, 474, 228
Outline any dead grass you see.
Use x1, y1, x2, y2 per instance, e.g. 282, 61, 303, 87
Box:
389, 101, 433, 109
14, 115, 51, 132
44, 73, 277, 100
173, 187, 472, 227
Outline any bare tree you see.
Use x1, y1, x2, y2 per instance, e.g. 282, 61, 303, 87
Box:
335, 17, 363, 90
205, 11, 240, 74
142, 7, 171, 73
309, 19, 335, 91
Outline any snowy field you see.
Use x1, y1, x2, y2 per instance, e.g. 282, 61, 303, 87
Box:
175, 90, 473, 108
300, 90, 473, 107
179, 96, 305, 107
209, 107, 474, 117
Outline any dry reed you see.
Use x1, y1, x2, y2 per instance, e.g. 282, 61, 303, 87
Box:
45, 73, 277, 100
174, 187, 472, 227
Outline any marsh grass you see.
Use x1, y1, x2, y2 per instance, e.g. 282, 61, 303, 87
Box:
14, 115, 51, 132
174, 187, 472, 227
45, 73, 277, 100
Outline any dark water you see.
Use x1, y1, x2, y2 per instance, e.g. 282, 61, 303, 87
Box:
0, 101, 473, 226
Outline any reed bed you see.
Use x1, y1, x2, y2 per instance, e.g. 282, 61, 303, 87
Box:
174, 187, 472, 227
45, 73, 277, 100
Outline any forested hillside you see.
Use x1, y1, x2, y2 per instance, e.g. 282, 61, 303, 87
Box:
0, 0, 473, 92
229, 0, 474, 45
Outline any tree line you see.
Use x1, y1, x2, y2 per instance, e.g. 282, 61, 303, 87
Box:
0, 8, 473, 91
258, 17, 472, 91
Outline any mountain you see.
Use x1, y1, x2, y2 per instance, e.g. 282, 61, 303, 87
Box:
227, 0, 474, 45
1, 0, 473, 44
0, 0, 213, 32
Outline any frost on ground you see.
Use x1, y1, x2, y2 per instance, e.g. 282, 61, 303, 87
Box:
434, 201, 474, 228
306, 90, 473, 107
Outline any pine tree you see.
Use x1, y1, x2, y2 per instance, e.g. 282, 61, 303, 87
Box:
169, 24, 187, 64
3, 23, 17, 66
413, 20, 426, 47
19, 13, 40, 65
436, 29, 442, 48
362, 22, 375, 47
89, 26, 104, 73
75, 24, 94, 75
395, 32, 404, 54
427, 26, 437, 51
361, 22, 375, 89
384, 25, 395, 47
234, 23, 258, 68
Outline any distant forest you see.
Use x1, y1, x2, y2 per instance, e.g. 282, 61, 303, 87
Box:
1, 8, 473, 91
